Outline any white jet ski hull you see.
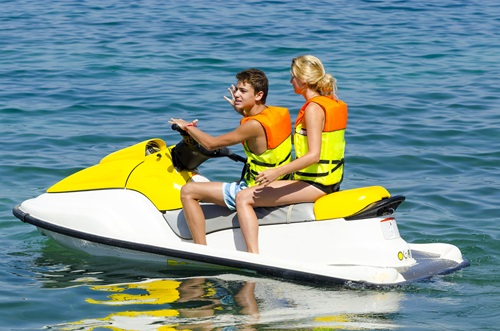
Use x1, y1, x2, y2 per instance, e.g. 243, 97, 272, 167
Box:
14, 189, 469, 286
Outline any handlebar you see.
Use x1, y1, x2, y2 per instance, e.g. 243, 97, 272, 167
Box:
227, 152, 247, 163
171, 124, 246, 164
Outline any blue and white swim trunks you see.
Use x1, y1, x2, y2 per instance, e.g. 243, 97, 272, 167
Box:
222, 181, 248, 210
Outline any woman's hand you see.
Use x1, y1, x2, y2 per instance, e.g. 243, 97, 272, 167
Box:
255, 168, 282, 186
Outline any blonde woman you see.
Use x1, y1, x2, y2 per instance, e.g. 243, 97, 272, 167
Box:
235, 55, 348, 253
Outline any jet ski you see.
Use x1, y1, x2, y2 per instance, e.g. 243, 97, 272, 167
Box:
13, 125, 469, 286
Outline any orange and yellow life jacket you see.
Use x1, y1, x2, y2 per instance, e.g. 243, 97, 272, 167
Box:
240, 106, 292, 186
293, 96, 348, 186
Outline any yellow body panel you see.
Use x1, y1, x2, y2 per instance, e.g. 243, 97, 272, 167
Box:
125, 151, 191, 210
47, 160, 140, 193
47, 138, 191, 211
100, 138, 167, 163
314, 186, 390, 220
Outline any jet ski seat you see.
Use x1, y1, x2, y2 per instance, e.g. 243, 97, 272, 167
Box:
163, 202, 316, 240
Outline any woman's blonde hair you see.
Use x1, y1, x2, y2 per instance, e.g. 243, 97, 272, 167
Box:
291, 55, 338, 99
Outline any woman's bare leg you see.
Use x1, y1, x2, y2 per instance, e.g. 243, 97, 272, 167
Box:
235, 181, 325, 253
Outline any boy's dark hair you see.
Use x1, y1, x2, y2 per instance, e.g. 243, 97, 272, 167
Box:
236, 68, 268, 103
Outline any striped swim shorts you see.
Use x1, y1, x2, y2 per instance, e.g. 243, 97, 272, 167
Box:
222, 180, 248, 210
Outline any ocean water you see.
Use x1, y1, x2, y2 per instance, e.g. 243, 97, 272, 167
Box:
1, 0, 499, 330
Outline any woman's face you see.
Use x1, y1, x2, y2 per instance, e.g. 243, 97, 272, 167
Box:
290, 72, 304, 95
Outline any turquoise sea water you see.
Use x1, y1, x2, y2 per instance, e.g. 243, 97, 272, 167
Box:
1, 0, 499, 330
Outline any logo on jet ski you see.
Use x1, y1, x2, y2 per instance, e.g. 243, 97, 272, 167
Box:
397, 250, 412, 261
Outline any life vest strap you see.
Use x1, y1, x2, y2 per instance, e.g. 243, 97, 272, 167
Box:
317, 158, 343, 165
248, 169, 292, 180
295, 158, 344, 178
250, 151, 292, 168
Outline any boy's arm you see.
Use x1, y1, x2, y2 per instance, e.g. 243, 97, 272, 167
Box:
169, 118, 262, 151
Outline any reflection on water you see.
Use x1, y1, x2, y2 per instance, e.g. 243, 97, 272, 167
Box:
43, 277, 258, 330
49, 274, 403, 331
14, 242, 406, 330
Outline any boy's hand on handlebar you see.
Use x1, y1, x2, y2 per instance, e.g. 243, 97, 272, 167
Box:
169, 118, 198, 131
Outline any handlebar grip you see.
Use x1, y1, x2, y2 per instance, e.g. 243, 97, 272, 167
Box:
171, 123, 246, 163
172, 123, 189, 136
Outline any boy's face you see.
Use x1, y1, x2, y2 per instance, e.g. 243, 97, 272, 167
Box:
233, 81, 263, 112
